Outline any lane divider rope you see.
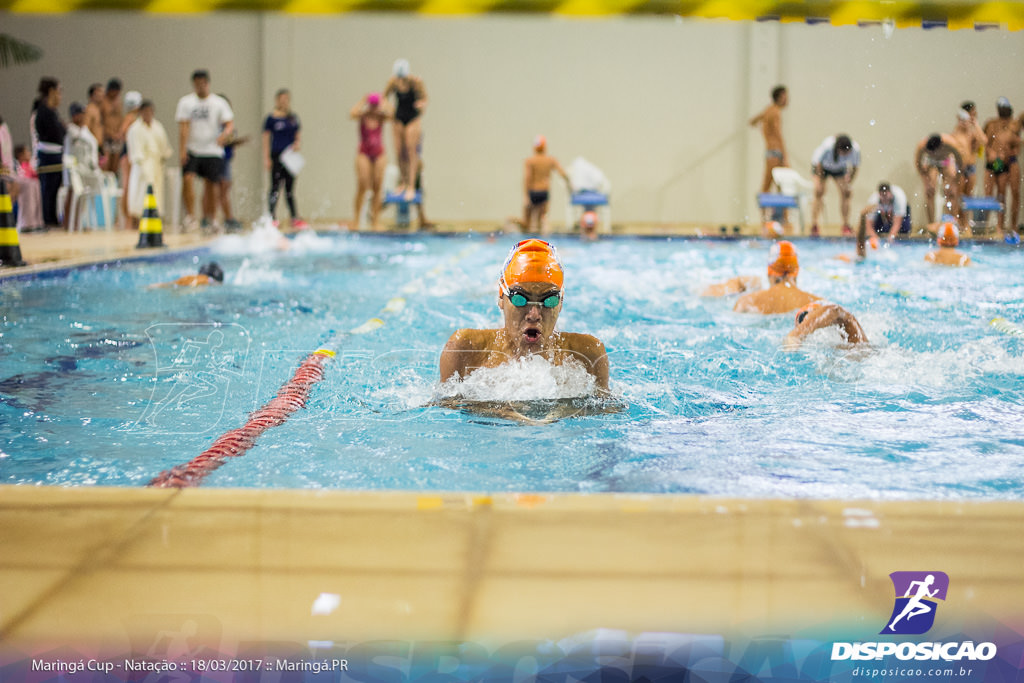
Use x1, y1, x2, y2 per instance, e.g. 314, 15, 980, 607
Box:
147, 242, 481, 488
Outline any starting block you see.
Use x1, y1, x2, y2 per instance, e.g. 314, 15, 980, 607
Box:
757, 193, 799, 210
384, 190, 422, 206
383, 191, 422, 228
568, 190, 611, 234
572, 190, 609, 207
961, 196, 1003, 231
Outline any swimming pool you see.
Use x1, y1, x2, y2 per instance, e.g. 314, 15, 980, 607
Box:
2, 232, 1023, 499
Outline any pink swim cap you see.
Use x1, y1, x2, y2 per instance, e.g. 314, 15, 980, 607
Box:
367, 93, 381, 107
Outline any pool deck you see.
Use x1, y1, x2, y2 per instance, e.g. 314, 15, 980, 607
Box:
1, 486, 1022, 652
3, 222, 1023, 666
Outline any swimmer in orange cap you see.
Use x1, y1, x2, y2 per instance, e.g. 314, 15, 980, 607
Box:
734, 240, 821, 314
440, 239, 608, 394
925, 217, 971, 266
523, 135, 571, 235
783, 302, 868, 349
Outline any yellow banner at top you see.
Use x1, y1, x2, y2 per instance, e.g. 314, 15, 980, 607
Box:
3, 0, 1024, 29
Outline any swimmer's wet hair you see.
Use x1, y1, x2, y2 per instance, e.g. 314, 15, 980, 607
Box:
771, 85, 787, 103
198, 262, 224, 283
925, 134, 942, 151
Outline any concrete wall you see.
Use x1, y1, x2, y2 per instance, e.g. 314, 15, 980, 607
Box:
1, 13, 1022, 227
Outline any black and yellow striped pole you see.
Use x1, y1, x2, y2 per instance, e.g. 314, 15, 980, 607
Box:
0, 178, 27, 268
136, 184, 164, 249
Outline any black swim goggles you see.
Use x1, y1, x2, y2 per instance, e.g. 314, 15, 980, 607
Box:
502, 285, 562, 309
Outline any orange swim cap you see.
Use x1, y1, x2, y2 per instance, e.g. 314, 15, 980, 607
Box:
767, 240, 799, 278
582, 211, 597, 229
938, 220, 959, 247
500, 239, 564, 290
533, 135, 546, 152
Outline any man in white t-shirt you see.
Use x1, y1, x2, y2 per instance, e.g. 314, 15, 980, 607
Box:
176, 69, 234, 232
810, 133, 861, 237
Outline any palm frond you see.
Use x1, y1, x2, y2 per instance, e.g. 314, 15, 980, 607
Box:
0, 34, 44, 69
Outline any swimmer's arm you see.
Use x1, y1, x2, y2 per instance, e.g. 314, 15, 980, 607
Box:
702, 276, 760, 297
553, 158, 571, 191
434, 398, 553, 426
178, 120, 190, 166
523, 161, 532, 201
349, 99, 366, 120
748, 107, 765, 127
733, 292, 758, 313
414, 77, 428, 110
439, 329, 489, 383
564, 333, 609, 392
783, 304, 867, 349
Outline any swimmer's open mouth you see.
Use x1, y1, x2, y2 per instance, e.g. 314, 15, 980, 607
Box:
523, 327, 542, 343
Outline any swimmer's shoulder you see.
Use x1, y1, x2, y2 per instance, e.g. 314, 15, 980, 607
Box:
443, 328, 497, 351
559, 332, 609, 389
559, 331, 606, 356
440, 329, 498, 382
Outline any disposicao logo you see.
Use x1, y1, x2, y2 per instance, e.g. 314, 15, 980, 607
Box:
881, 571, 949, 635
831, 570, 998, 663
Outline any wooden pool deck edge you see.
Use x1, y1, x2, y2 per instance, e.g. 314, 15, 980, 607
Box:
1, 485, 1021, 650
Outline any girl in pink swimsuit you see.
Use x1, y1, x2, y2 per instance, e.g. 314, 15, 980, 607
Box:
350, 93, 391, 231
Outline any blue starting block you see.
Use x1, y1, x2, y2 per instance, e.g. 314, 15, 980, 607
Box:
571, 190, 609, 207
383, 191, 422, 228
962, 196, 1003, 231
757, 193, 798, 209
961, 197, 1002, 211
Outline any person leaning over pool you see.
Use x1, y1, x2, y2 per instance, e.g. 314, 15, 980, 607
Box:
439, 239, 609, 391
733, 241, 820, 314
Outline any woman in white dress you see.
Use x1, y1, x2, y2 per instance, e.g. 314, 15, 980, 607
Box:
126, 99, 172, 230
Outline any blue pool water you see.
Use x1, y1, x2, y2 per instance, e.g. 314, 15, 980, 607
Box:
2, 232, 1023, 499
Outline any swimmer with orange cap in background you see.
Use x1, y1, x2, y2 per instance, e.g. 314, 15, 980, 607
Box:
733, 241, 821, 314
925, 217, 971, 266
783, 301, 868, 349
523, 136, 571, 235
440, 239, 608, 396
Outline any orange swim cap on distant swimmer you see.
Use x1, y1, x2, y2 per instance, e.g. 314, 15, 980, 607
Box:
767, 240, 799, 278
938, 220, 959, 247
533, 135, 546, 152
500, 239, 564, 291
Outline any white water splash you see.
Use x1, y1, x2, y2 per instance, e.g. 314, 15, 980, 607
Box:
436, 355, 597, 401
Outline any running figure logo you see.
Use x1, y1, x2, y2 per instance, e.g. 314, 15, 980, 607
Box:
881, 571, 949, 635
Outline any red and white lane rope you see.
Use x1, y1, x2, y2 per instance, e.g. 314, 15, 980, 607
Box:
147, 242, 480, 489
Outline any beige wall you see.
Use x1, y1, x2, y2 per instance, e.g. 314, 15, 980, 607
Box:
1, 12, 1022, 227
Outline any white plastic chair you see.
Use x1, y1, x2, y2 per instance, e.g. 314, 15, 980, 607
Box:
62, 156, 97, 232
771, 166, 814, 235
